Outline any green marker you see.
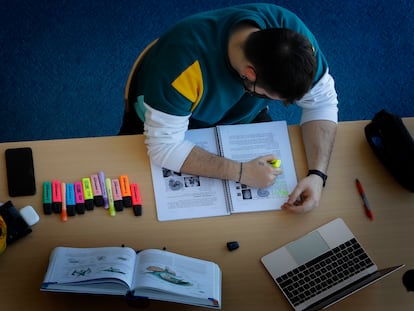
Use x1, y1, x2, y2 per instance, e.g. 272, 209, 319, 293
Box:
43, 181, 52, 215
105, 178, 116, 217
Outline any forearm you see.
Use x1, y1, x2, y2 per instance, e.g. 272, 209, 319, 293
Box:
180, 146, 241, 181
301, 120, 337, 173
282, 120, 336, 212
180, 146, 280, 188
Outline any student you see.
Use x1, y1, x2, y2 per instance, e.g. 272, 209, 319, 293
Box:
119, 3, 338, 213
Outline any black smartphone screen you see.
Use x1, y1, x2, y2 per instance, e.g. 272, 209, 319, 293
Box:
5, 147, 36, 197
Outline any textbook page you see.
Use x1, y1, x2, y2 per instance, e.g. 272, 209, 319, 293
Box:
150, 128, 230, 221
132, 249, 221, 308
41, 247, 137, 295
217, 121, 297, 213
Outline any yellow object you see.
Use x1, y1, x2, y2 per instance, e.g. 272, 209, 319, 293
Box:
171, 60, 204, 112
270, 159, 281, 168
0, 215, 7, 254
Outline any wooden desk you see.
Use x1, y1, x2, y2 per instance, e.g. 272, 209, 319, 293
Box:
1, 119, 413, 310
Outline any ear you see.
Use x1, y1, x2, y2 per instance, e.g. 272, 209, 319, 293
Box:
241, 66, 256, 81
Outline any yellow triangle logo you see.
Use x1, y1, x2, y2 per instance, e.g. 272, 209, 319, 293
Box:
171, 60, 204, 111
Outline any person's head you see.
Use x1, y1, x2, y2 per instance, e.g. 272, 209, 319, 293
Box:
242, 28, 316, 104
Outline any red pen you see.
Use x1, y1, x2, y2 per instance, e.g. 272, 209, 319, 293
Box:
355, 178, 374, 221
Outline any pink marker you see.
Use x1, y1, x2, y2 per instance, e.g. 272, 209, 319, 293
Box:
111, 179, 124, 211
74, 181, 85, 214
52, 180, 62, 214
91, 174, 104, 207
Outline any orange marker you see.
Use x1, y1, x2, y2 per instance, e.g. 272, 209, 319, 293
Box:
60, 182, 68, 222
119, 175, 132, 207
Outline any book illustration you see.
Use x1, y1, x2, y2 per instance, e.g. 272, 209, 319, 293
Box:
72, 268, 91, 277
146, 265, 192, 286
102, 267, 127, 275
49, 248, 136, 284
68, 255, 128, 277
234, 178, 289, 201
135, 250, 213, 297
163, 168, 203, 191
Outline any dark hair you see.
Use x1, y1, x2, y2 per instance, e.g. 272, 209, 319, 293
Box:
243, 28, 316, 103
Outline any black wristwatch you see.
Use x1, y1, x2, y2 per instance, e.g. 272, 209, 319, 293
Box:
307, 169, 327, 187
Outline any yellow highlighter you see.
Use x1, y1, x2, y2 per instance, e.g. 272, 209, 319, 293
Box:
269, 159, 282, 168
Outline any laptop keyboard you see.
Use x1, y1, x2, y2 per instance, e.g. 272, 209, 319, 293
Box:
276, 238, 375, 306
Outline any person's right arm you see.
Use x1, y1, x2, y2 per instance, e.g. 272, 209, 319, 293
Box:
181, 146, 279, 189
143, 103, 280, 188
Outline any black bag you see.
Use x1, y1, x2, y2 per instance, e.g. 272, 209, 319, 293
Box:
364, 109, 414, 192
0, 201, 32, 244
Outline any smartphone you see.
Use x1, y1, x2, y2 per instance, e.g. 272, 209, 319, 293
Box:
5, 147, 36, 197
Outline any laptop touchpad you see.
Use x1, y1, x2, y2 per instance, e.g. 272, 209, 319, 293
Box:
286, 231, 330, 266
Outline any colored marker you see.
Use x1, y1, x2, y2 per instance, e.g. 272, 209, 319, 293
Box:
43, 181, 52, 215
66, 183, 76, 216
111, 179, 124, 211
98, 171, 109, 209
82, 177, 94, 210
90, 174, 104, 207
105, 178, 116, 216
130, 183, 142, 216
269, 159, 281, 168
355, 178, 374, 221
51, 180, 62, 213
60, 182, 68, 222
74, 181, 86, 214
119, 175, 132, 207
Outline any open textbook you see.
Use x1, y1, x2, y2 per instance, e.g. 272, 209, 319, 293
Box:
41, 247, 222, 309
150, 121, 297, 221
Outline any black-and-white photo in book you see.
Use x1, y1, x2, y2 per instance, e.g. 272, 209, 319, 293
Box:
150, 121, 297, 221
41, 247, 222, 309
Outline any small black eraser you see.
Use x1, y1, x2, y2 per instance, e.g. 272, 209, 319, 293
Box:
227, 241, 239, 251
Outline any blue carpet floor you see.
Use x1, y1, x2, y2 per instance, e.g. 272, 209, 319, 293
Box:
1, 0, 413, 142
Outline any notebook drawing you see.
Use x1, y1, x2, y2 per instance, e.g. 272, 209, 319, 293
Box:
261, 218, 404, 311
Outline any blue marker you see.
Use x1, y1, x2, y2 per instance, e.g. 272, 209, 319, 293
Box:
66, 183, 76, 216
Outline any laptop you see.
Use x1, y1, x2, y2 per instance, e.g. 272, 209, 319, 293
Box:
261, 218, 404, 311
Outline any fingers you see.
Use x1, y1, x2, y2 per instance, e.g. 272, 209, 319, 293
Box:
257, 155, 283, 175
281, 189, 308, 213
281, 178, 322, 213
241, 155, 282, 188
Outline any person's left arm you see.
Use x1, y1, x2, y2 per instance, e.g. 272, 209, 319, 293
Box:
282, 70, 338, 213
282, 120, 337, 213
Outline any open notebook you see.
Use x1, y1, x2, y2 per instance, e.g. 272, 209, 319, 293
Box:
261, 218, 404, 311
